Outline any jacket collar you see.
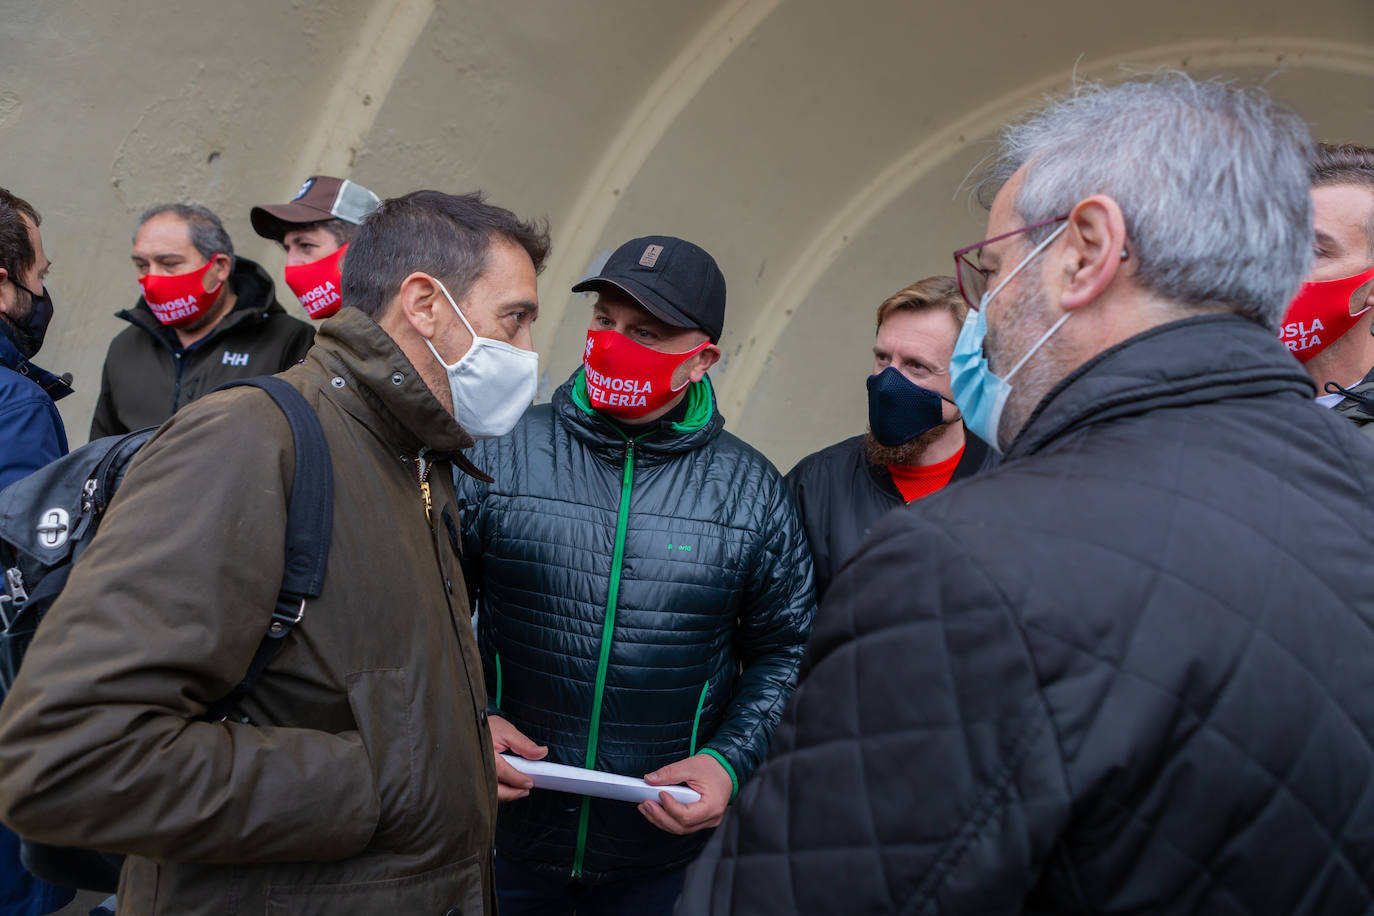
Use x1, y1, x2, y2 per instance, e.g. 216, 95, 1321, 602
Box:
554, 367, 725, 461
0, 325, 72, 402
309, 308, 482, 473
1331, 364, 1374, 422
117, 257, 287, 350
864, 426, 993, 500
1007, 314, 1315, 460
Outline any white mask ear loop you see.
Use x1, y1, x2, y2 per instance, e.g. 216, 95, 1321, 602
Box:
979, 222, 1071, 383
979, 222, 1069, 308
1004, 312, 1071, 382
424, 276, 476, 368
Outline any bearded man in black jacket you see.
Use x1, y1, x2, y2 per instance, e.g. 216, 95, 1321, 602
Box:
786, 276, 993, 600
681, 75, 1374, 915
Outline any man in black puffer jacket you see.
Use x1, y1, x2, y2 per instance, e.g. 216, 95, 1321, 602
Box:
681, 76, 1374, 914
456, 236, 815, 914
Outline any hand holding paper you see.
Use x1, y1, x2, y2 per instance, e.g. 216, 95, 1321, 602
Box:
499, 754, 702, 806
638, 753, 733, 835
490, 715, 547, 802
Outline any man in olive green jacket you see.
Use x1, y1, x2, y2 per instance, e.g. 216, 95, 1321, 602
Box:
0, 190, 550, 914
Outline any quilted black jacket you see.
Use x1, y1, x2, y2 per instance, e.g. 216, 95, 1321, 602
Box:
456, 370, 816, 885
1332, 366, 1374, 439
680, 315, 1374, 914
785, 431, 994, 600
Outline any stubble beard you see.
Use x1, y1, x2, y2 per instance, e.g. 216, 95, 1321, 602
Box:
0, 286, 35, 353
985, 270, 1070, 451
864, 421, 956, 467
1, 284, 32, 327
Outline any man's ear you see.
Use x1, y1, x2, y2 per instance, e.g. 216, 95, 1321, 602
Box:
393, 272, 446, 341
208, 254, 233, 288
1356, 277, 1374, 316
1054, 194, 1129, 311
686, 343, 722, 384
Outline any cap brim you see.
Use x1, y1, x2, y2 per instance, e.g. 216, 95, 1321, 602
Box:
571, 276, 704, 335
250, 202, 336, 242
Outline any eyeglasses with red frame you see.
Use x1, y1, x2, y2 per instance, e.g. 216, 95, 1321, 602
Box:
953, 215, 1068, 310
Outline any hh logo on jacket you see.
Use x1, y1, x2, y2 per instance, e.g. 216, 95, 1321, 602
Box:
222, 351, 250, 367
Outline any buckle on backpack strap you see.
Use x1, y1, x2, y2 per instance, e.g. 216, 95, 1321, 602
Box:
267, 597, 306, 639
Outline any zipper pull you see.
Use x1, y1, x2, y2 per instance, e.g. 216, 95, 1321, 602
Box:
80, 478, 98, 513
413, 454, 433, 523
4, 568, 28, 605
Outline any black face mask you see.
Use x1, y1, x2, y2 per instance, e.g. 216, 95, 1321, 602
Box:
6, 278, 54, 359
866, 365, 949, 446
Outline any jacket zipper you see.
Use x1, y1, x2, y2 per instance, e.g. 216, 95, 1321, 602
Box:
411, 452, 433, 523
690, 680, 710, 755
410, 450, 500, 817
171, 350, 186, 413
572, 438, 637, 878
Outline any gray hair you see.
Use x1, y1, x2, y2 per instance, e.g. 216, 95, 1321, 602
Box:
134, 203, 235, 263
979, 74, 1313, 330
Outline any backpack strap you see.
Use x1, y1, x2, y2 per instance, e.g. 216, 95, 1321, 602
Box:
203, 377, 333, 722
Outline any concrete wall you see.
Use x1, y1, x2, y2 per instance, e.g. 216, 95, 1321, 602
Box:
3, 0, 1372, 468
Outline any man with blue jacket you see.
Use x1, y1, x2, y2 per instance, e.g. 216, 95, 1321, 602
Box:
456, 236, 816, 914
0, 188, 69, 494
0, 186, 73, 916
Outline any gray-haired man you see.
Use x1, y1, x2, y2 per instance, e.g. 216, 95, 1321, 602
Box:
90, 204, 314, 437
682, 75, 1374, 914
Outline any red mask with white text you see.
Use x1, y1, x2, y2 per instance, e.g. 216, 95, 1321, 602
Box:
284, 244, 347, 319
139, 258, 225, 327
1278, 264, 1374, 362
583, 328, 709, 418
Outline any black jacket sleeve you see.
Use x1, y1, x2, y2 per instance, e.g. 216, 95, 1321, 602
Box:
700, 473, 816, 794
679, 507, 1070, 914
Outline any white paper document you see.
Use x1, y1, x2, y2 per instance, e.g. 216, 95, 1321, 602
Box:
501, 754, 702, 805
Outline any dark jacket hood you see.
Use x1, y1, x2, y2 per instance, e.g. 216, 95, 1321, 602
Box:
1008, 314, 1315, 460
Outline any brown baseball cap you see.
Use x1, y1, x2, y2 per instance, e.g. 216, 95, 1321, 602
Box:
250, 175, 380, 242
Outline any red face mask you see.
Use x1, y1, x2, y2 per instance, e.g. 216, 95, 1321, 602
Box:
139, 258, 225, 327
284, 244, 346, 320
1278, 264, 1374, 362
583, 328, 709, 418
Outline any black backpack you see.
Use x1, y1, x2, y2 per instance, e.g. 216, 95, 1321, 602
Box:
0, 376, 333, 891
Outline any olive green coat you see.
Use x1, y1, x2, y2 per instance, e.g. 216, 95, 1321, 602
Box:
0, 307, 497, 915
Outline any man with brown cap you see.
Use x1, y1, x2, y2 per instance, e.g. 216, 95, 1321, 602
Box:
251, 175, 381, 320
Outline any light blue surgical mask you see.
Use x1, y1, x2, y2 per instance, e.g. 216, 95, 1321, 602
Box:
949, 223, 1070, 452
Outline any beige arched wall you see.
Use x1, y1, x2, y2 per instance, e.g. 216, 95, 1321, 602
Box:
2, 0, 1371, 466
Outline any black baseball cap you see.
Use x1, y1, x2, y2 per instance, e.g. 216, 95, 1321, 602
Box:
572, 235, 727, 343
251, 175, 380, 242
